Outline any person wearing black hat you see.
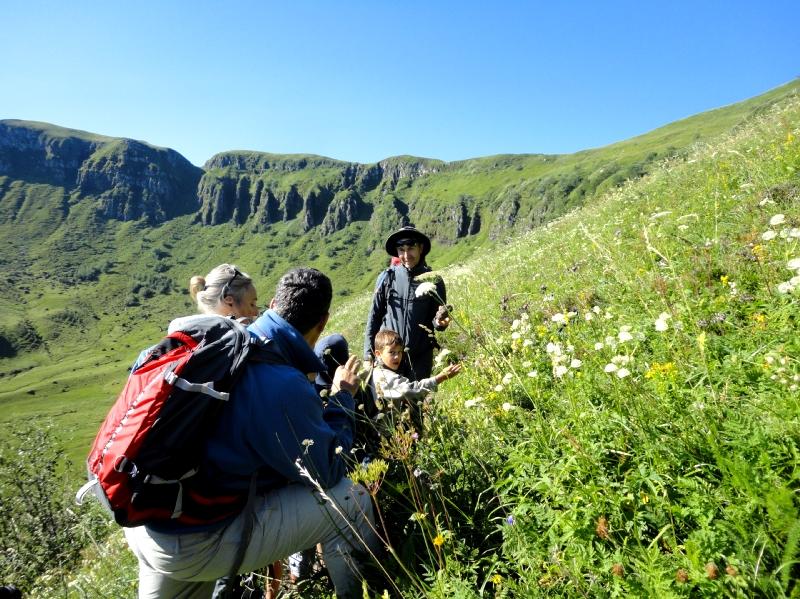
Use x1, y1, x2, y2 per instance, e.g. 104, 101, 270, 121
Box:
364, 226, 450, 382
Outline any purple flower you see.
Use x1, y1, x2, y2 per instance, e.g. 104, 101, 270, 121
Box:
411, 432, 419, 441
506, 515, 515, 526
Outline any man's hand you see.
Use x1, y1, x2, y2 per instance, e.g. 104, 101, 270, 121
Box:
434, 304, 452, 328
332, 355, 361, 395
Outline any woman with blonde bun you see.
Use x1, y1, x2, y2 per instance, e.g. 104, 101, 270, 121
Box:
187, 263, 259, 320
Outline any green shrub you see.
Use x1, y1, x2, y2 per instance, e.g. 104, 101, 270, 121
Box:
0, 424, 107, 593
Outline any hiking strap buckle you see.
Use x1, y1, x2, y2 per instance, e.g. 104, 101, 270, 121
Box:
163, 371, 230, 401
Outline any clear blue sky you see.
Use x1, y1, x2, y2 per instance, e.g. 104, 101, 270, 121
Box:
3, 1, 798, 166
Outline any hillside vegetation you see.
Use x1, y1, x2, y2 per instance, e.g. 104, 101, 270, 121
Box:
4, 86, 797, 596
1, 82, 798, 483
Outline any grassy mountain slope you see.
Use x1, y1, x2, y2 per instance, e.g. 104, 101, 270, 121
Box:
31, 83, 800, 597
1, 82, 799, 480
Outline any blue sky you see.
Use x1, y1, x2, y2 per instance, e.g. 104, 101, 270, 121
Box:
3, 1, 798, 166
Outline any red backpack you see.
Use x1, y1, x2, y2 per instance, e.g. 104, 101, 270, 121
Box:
76, 316, 278, 527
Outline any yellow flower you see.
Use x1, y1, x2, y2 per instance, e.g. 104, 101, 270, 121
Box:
432, 533, 445, 547
491, 574, 503, 585
645, 362, 677, 379
697, 332, 706, 353
720, 275, 729, 286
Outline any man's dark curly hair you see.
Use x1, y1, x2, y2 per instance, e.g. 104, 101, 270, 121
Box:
272, 268, 332, 334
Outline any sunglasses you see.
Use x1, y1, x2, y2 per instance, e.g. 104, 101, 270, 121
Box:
220, 268, 244, 300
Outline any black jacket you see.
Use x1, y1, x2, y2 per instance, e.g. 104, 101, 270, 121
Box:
363, 263, 447, 362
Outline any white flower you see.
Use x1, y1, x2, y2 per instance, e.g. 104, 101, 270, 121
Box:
655, 319, 669, 332
787, 258, 800, 270
511, 331, 521, 340
618, 330, 634, 343
790, 228, 800, 239
611, 355, 631, 365
551, 313, 567, 324
494, 384, 504, 392
777, 281, 795, 294
502, 373, 513, 385
434, 348, 452, 367
592, 306, 601, 314
553, 364, 568, 378
301, 438, 315, 447
501, 402, 514, 411
604, 363, 618, 373
511, 319, 521, 330
335, 446, 343, 454
527, 370, 538, 378
546, 342, 562, 355
522, 339, 533, 347
522, 361, 532, 368
584, 312, 594, 321
464, 397, 484, 408
616, 368, 631, 379
762, 230, 777, 241
570, 358, 582, 369
594, 342, 604, 350
414, 281, 437, 298
770, 214, 786, 226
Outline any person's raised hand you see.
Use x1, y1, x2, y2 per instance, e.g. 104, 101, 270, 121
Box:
332, 355, 361, 395
435, 304, 452, 328
435, 363, 462, 384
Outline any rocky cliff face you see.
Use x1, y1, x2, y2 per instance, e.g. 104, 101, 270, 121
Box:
0, 121, 481, 242
196, 152, 445, 232
0, 121, 102, 186
0, 120, 202, 224
77, 139, 202, 222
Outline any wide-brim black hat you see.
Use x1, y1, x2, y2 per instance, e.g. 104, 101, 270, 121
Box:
384, 226, 431, 257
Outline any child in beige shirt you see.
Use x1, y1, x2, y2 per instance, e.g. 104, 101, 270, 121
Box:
371, 329, 461, 435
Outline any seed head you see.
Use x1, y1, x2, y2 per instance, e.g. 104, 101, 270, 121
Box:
595, 516, 610, 540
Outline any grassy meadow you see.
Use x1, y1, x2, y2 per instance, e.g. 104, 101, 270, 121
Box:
2, 85, 800, 596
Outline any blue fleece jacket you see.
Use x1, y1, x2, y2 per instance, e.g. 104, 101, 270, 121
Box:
202, 310, 356, 492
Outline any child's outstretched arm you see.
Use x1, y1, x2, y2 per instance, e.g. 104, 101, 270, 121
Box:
433, 363, 462, 385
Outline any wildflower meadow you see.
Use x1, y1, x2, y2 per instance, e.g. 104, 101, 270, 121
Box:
26, 92, 800, 597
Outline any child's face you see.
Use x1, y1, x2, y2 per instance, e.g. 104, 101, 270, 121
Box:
376, 342, 404, 371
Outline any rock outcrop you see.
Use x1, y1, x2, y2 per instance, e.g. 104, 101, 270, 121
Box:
0, 120, 202, 224
197, 151, 444, 229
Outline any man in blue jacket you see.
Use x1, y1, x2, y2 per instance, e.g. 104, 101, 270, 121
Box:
125, 268, 377, 599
